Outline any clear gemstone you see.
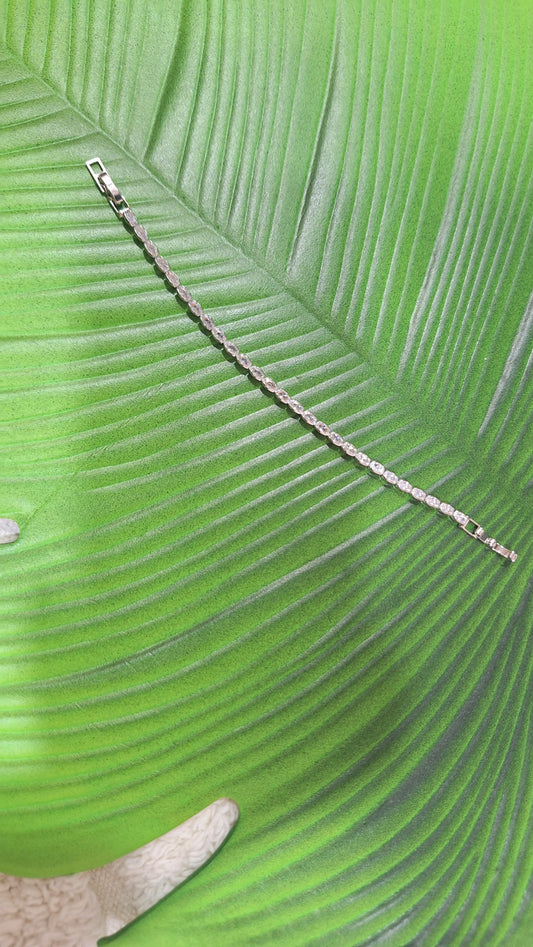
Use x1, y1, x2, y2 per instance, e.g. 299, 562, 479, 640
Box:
356, 452, 370, 466
453, 510, 469, 526
154, 255, 170, 272
425, 495, 440, 509
250, 366, 265, 381
237, 353, 252, 369
262, 376, 279, 393
189, 300, 203, 317
439, 502, 454, 516
145, 240, 158, 258
0, 518, 20, 545
166, 271, 180, 288
396, 479, 412, 493
383, 470, 398, 485
224, 340, 239, 357
411, 488, 427, 502
212, 327, 225, 343
302, 410, 317, 425
277, 389, 290, 403
201, 314, 214, 331
343, 441, 358, 457
369, 461, 385, 476
288, 399, 304, 414
123, 209, 137, 227
177, 285, 192, 303
134, 224, 148, 242
329, 432, 344, 446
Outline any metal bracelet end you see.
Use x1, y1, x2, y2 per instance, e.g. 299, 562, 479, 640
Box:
86, 158, 129, 215
86, 157, 107, 193
460, 518, 517, 562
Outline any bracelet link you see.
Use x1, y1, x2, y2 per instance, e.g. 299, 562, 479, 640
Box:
460, 517, 517, 562
86, 157, 129, 216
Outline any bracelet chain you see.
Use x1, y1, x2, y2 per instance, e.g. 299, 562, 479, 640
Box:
86, 158, 518, 564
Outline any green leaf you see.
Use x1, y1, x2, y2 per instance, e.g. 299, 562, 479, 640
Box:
0, 1, 531, 944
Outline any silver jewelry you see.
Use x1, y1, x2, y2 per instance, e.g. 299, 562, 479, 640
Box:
86, 158, 518, 564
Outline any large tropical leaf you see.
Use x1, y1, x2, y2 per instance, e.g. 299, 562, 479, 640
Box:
1, 0, 532, 944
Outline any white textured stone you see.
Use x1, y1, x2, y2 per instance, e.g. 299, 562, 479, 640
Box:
189, 300, 203, 317
396, 479, 412, 493
166, 271, 180, 288
439, 502, 455, 516
0, 518, 19, 544
249, 366, 265, 381
123, 209, 137, 227
144, 240, 158, 258
411, 488, 426, 502
369, 461, 385, 476
342, 441, 358, 457
315, 421, 330, 436
356, 452, 370, 466
133, 224, 147, 242
453, 510, 469, 526
425, 495, 440, 509
302, 410, 317, 426
223, 340, 239, 357
200, 314, 214, 331
383, 470, 398, 485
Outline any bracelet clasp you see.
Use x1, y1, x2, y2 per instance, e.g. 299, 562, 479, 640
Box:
460, 517, 517, 562
86, 158, 129, 216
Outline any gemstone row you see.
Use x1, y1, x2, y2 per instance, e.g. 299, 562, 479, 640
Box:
121, 208, 469, 530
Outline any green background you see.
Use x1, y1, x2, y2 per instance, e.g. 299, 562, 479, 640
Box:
0, 1, 531, 943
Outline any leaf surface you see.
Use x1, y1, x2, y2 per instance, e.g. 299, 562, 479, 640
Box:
0, 1, 532, 944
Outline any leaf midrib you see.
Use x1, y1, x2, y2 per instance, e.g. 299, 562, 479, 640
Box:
2, 40, 521, 506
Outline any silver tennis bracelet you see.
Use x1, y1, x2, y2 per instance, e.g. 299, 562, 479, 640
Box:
36, 157, 507, 565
